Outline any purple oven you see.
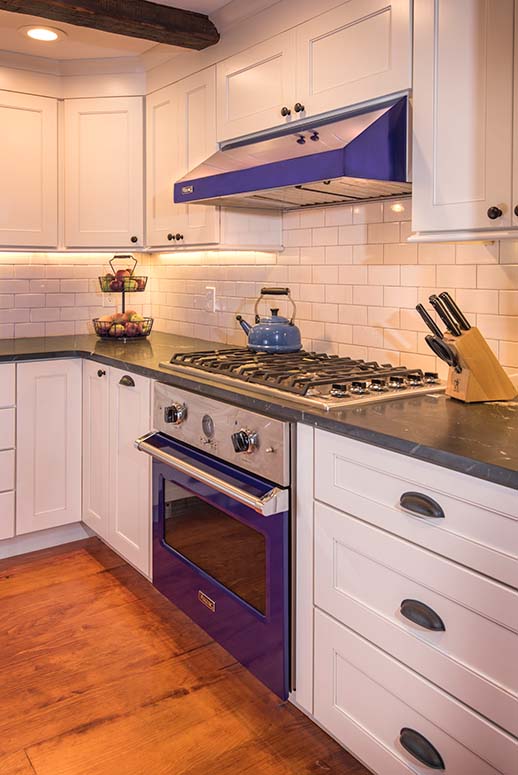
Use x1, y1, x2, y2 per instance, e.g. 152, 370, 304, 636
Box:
136, 383, 291, 700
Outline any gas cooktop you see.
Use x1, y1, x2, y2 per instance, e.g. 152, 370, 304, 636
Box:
159, 349, 445, 411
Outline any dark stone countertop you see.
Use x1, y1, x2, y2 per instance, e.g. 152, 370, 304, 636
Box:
2, 332, 518, 490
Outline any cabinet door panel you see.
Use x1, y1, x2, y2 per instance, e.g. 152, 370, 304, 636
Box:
65, 97, 144, 248
413, 0, 514, 232
108, 369, 150, 576
147, 71, 218, 247
82, 361, 110, 538
296, 0, 411, 118
0, 91, 57, 247
16, 360, 82, 534
0, 491, 14, 541
217, 32, 296, 141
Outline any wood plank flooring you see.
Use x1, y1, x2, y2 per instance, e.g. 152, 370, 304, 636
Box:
0, 538, 370, 775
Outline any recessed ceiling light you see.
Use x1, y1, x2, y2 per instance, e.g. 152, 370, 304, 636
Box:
19, 25, 66, 42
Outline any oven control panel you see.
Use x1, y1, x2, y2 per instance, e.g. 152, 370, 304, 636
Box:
153, 382, 291, 486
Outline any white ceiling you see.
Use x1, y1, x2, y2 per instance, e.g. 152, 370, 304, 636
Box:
0, 2, 231, 61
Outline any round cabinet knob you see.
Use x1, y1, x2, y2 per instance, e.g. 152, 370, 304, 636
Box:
130, 235, 139, 243
487, 206, 503, 220
294, 102, 305, 113
514, 205, 518, 217
164, 402, 188, 425
97, 369, 106, 378
175, 233, 184, 241
280, 106, 291, 117
231, 429, 258, 454
167, 233, 175, 241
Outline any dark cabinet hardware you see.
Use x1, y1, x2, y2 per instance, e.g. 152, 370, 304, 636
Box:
400, 599, 445, 632
296, 135, 306, 145
400, 728, 445, 770
130, 235, 139, 243
175, 233, 184, 241
261, 287, 290, 296
167, 233, 175, 241
119, 375, 135, 387
310, 131, 319, 141
487, 206, 503, 220
294, 102, 305, 113
400, 491, 444, 519
281, 106, 291, 117
97, 369, 106, 378
514, 205, 518, 217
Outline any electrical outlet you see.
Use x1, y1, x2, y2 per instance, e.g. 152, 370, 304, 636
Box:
205, 286, 216, 313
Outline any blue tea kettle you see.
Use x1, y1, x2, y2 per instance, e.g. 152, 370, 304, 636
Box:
236, 287, 302, 353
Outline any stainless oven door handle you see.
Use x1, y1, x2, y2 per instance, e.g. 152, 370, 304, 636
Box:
135, 434, 289, 517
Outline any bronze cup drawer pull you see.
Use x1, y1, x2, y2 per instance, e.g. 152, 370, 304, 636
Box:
400, 728, 445, 770
119, 375, 135, 387
400, 491, 445, 519
400, 599, 445, 632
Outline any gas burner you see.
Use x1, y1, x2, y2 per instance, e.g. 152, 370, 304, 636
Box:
160, 348, 445, 411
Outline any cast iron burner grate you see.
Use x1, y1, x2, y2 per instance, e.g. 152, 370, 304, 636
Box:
169, 349, 424, 397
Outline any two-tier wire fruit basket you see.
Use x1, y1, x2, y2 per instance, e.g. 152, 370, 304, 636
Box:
93, 255, 153, 340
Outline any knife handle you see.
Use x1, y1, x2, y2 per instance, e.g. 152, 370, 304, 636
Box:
416, 304, 444, 339
429, 295, 462, 337
438, 292, 471, 331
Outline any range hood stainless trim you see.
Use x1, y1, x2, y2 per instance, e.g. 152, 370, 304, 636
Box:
174, 95, 410, 211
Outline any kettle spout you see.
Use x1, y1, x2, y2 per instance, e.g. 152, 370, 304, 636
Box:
236, 315, 251, 335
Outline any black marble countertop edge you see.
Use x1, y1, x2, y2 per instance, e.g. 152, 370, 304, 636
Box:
2, 333, 517, 491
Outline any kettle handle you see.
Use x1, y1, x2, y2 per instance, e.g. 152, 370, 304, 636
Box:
255, 287, 297, 324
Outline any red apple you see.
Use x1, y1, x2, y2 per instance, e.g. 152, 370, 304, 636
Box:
109, 323, 125, 337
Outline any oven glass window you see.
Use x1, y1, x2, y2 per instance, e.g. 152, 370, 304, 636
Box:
163, 481, 267, 615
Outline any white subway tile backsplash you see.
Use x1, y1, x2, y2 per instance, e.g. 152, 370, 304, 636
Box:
383, 242, 418, 265
367, 222, 399, 244
436, 264, 477, 289
400, 265, 436, 287
477, 264, 518, 290
456, 289, 499, 314
353, 244, 383, 265
368, 265, 400, 286
325, 206, 353, 227
352, 202, 383, 224
338, 224, 368, 244
418, 243, 456, 265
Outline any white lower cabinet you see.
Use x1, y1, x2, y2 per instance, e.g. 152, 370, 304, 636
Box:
0, 491, 15, 541
16, 360, 82, 535
314, 610, 516, 775
82, 361, 151, 576
297, 426, 518, 774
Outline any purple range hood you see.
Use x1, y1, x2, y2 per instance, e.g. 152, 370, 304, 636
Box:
174, 96, 411, 211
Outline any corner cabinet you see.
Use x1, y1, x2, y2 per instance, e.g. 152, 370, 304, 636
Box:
216, 0, 412, 142
16, 360, 82, 535
0, 91, 58, 248
64, 96, 144, 249
82, 361, 151, 577
412, 0, 515, 237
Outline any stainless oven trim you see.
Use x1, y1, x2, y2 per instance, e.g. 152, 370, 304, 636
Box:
135, 433, 289, 517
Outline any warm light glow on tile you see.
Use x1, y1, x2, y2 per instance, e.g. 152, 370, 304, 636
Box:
390, 203, 405, 213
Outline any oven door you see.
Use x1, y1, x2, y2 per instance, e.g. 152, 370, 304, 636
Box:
136, 432, 290, 700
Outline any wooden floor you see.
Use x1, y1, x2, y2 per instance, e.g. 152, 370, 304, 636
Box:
0, 538, 370, 775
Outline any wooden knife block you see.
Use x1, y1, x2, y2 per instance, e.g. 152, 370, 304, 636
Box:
444, 327, 517, 403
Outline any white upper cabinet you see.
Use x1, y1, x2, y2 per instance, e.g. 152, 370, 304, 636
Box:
16, 360, 82, 535
147, 68, 219, 248
216, 1, 411, 142
217, 32, 296, 142
412, 0, 514, 235
0, 91, 58, 248
65, 96, 144, 248
295, 0, 411, 119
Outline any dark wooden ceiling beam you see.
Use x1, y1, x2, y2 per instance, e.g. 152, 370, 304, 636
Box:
0, 0, 220, 50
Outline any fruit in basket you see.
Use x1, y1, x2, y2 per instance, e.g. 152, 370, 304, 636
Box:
109, 323, 125, 337
109, 278, 123, 292
125, 278, 139, 292
128, 312, 144, 322
135, 277, 146, 291
116, 269, 132, 279
124, 322, 140, 337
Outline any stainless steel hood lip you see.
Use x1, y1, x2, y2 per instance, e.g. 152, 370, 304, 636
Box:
174, 95, 410, 210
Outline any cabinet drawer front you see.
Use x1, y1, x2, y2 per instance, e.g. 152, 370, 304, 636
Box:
314, 610, 516, 775
315, 430, 518, 588
0, 407, 14, 450
315, 502, 518, 735
0, 364, 15, 408
0, 449, 14, 492
0, 491, 14, 540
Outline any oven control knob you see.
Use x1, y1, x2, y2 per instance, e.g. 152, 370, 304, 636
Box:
370, 378, 387, 392
424, 372, 439, 384
231, 429, 258, 454
389, 376, 406, 389
350, 381, 369, 394
164, 402, 187, 424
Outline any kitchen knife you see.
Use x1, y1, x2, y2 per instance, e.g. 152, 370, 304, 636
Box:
438, 291, 471, 331
429, 295, 462, 337
416, 304, 444, 339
